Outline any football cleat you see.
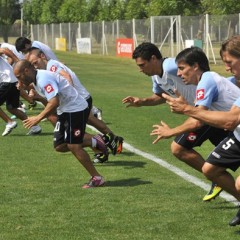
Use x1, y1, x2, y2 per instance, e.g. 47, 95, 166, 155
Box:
2, 121, 17, 136
229, 209, 240, 226
82, 176, 105, 189
93, 152, 109, 163
102, 133, 124, 155
28, 101, 37, 110
202, 183, 222, 201
117, 136, 124, 154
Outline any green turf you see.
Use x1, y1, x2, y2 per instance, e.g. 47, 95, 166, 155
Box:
1, 52, 240, 239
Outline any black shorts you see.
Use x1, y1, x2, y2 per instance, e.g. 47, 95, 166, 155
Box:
0, 82, 20, 108
86, 96, 93, 110
174, 125, 230, 150
53, 108, 90, 147
207, 133, 240, 171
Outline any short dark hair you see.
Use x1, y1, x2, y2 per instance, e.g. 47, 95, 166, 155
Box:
132, 42, 163, 61
15, 37, 31, 52
175, 47, 210, 72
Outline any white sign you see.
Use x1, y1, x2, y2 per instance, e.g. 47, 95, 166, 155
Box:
76, 38, 91, 54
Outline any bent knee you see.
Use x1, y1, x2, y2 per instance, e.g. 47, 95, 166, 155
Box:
171, 142, 186, 159
55, 143, 69, 152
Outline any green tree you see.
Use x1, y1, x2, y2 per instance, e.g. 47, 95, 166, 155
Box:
124, 0, 149, 20
201, 0, 240, 15
23, 0, 45, 24
109, 0, 127, 20
40, 0, 64, 23
146, 0, 203, 16
0, 0, 21, 42
57, 0, 87, 22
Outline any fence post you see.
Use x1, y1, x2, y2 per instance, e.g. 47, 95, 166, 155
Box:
205, 14, 209, 59
150, 16, 154, 43
68, 22, 71, 50
117, 19, 119, 39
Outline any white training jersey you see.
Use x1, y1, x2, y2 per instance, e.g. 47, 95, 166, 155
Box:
35, 69, 88, 115
47, 59, 90, 99
0, 57, 17, 83
1, 42, 24, 60
32, 41, 58, 60
151, 58, 196, 105
195, 72, 240, 111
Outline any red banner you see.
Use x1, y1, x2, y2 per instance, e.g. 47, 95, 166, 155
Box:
116, 38, 134, 58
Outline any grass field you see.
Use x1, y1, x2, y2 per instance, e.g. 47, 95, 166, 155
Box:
1, 51, 240, 240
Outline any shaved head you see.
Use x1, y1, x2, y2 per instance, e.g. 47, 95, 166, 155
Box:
13, 59, 36, 86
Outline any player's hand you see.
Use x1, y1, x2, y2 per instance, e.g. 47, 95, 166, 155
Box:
162, 90, 188, 114
23, 116, 41, 129
150, 121, 173, 144
122, 96, 141, 107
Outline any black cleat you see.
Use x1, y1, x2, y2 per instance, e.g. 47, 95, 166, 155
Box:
229, 209, 240, 226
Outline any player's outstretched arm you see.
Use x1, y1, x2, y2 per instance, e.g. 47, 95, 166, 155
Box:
122, 94, 165, 108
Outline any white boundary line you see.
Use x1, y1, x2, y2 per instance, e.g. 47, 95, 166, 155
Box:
88, 126, 237, 205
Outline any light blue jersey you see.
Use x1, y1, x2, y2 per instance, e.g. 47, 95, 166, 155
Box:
36, 69, 88, 115
151, 58, 196, 105
195, 72, 240, 111
47, 59, 90, 99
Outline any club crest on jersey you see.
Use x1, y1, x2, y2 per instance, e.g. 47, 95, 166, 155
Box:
74, 129, 81, 137
44, 84, 54, 93
197, 89, 204, 100
187, 132, 197, 142
50, 65, 57, 72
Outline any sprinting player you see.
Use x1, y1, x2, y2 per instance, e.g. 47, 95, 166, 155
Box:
122, 42, 225, 201
26, 48, 124, 162
150, 46, 240, 198
15, 37, 58, 60
161, 36, 240, 226
0, 42, 24, 65
13, 59, 105, 188
0, 55, 41, 136
0, 43, 37, 110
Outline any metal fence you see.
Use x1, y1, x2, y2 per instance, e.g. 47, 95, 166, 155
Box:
1, 13, 240, 63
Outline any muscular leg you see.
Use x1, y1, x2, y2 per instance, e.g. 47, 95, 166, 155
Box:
87, 112, 113, 134
202, 163, 240, 200
171, 141, 205, 172
0, 107, 13, 123
67, 143, 101, 176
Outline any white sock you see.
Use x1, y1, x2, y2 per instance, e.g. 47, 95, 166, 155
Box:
92, 138, 97, 148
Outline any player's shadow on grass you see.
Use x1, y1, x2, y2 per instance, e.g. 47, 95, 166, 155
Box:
105, 177, 152, 187
99, 160, 147, 168
210, 200, 239, 210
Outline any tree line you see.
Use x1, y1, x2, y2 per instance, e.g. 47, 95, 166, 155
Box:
1, 0, 240, 42
19, 0, 240, 24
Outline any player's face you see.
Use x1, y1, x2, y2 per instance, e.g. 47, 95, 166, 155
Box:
135, 56, 156, 76
177, 60, 198, 85
14, 68, 34, 86
29, 55, 45, 70
221, 51, 240, 79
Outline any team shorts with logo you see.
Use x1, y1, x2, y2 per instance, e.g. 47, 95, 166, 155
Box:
207, 133, 240, 171
0, 82, 20, 108
174, 125, 230, 150
53, 107, 90, 147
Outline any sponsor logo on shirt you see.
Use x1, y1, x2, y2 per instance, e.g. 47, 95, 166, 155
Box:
74, 129, 81, 137
196, 89, 205, 100
44, 84, 54, 93
186, 132, 197, 142
50, 65, 57, 72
